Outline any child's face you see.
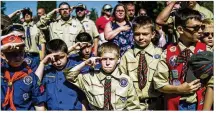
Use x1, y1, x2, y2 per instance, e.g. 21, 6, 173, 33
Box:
202, 24, 213, 47
81, 43, 93, 59
51, 52, 68, 70
134, 25, 155, 48
181, 18, 204, 43
100, 51, 119, 74
3, 50, 25, 67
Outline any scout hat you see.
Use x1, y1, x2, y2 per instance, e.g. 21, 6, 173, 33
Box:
187, 51, 213, 84
76, 3, 87, 10
103, 4, 112, 10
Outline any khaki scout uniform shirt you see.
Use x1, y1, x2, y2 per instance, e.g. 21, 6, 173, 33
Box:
23, 21, 46, 53
73, 17, 99, 40
153, 41, 212, 103
119, 42, 162, 110
206, 76, 213, 88
65, 68, 140, 110
38, 11, 80, 47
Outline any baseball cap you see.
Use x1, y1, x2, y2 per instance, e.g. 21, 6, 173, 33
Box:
103, 4, 112, 10
1, 35, 24, 45
76, 3, 87, 9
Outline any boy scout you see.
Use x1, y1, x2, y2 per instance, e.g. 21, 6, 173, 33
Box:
119, 16, 163, 110
68, 32, 101, 74
35, 39, 87, 110
22, 8, 46, 71
65, 42, 140, 110
1, 27, 45, 110
153, 8, 212, 110
200, 19, 213, 51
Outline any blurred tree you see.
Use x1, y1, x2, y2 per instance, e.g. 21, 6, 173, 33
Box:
89, 8, 98, 22
37, 1, 56, 15
1, 1, 6, 15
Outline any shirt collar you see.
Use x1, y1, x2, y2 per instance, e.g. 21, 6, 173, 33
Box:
23, 21, 34, 27
98, 66, 120, 81
178, 41, 195, 53
134, 42, 155, 56
60, 17, 73, 26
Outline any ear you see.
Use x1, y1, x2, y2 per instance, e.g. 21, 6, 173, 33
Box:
177, 26, 184, 34
151, 30, 156, 39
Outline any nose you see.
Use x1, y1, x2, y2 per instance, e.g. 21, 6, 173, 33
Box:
55, 60, 61, 65
139, 34, 144, 40
106, 59, 110, 65
85, 48, 90, 53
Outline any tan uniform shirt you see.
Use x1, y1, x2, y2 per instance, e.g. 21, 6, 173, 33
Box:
23, 21, 46, 53
119, 42, 162, 110
153, 41, 212, 103
65, 68, 140, 110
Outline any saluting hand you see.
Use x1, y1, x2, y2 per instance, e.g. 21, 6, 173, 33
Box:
40, 52, 63, 65
84, 57, 101, 67
177, 79, 201, 94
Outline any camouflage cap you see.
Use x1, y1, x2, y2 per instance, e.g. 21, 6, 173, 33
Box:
188, 51, 213, 83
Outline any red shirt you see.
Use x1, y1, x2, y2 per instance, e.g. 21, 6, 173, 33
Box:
96, 16, 112, 33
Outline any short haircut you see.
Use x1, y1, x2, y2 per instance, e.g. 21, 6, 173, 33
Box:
75, 32, 93, 44
59, 2, 70, 8
98, 42, 120, 58
112, 3, 129, 22
46, 39, 68, 54
202, 19, 213, 25
2, 24, 25, 36
133, 16, 155, 31
175, 8, 202, 27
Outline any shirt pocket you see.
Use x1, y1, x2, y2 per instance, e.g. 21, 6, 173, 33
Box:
43, 76, 56, 94
115, 89, 127, 110
148, 61, 157, 82
88, 87, 104, 107
127, 61, 138, 82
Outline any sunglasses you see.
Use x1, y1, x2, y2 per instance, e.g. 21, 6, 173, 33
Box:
183, 25, 205, 32
203, 32, 213, 37
76, 8, 85, 12
105, 9, 112, 12
59, 8, 70, 11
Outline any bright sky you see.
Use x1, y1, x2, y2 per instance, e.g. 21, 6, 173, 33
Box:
3, 1, 118, 17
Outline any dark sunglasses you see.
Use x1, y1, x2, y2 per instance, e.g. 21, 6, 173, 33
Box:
105, 9, 112, 12
183, 25, 205, 32
203, 32, 213, 37
59, 8, 70, 11
76, 8, 85, 12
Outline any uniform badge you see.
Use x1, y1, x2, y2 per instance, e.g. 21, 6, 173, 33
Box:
23, 93, 29, 101
197, 49, 204, 53
153, 54, 161, 59
23, 76, 33, 85
24, 58, 32, 65
169, 55, 177, 67
170, 46, 176, 52
120, 97, 127, 103
172, 79, 181, 86
171, 70, 178, 79
119, 77, 128, 87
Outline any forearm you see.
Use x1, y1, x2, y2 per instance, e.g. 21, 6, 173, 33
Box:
93, 38, 99, 56
159, 84, 181, 94
38, 9, 56, 26
35, 62, 45, 81
8, 10, 19, 18
105, 27, 122, 40
203, 87, 214, 110
156, 1, 176, 25
40, 44, 46, 60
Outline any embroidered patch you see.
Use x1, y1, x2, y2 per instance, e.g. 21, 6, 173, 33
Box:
119, 77, 128, 87
171, 70, 178, 79
120, 97, 127, 103
24, 58, 32, 65
197, 49, 204, 53
153, 54, 161, 59
169, 55, 177, 67
23, 93, 29, 101
170, 46, 176, 52
172, 79, 181, 86
23, 76, 33, 85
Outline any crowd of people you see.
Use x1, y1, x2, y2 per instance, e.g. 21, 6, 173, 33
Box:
1, 1, 214, 111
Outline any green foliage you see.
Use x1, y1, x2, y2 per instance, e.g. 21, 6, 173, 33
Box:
1, 1, 6, 15
37, 1, 56, 15
89, 8, 98, 22
198, 1, 213, 13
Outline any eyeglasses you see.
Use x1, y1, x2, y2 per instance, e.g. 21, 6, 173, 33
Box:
203, 32, 213, 37
105, 9, 112, 12
59, 8, 70, 11
76, 8, 85, 12
183, 25, 205, 32
116, 10, 124, 13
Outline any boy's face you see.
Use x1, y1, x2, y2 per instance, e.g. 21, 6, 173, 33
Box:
3, 50, 25, 67
134, 25, 155, 48
24, 13, 32, 22
202, 24, 213, 47
81, 43, 93, 59
51, 52, 68, 70
181, 18, 204, 43
101, 51, 119, 74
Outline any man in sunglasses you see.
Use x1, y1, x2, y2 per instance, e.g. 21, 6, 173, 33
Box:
96, 4, 113, 45
73, 3, 100, 56
22, 8, 46, 72
153, 8, 212, 110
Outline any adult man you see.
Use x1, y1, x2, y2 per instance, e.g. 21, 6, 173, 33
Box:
73, 3, 100, 56
37, 8, 46, 17
126, 2, 136, 22
22, 8, 46, 71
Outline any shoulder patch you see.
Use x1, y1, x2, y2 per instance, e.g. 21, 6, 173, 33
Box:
23, 76, 33, 85
119, 77, 128, 87
170, 46, 177, 52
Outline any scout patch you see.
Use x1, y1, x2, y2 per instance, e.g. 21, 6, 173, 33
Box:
197, 49, 204, 53
169, 55, 177, 67
171, 70, 178, 79
170, 46, 176, 52
119, 77, 128, 87
23, 76, 33, 85
120, 97, 127, 103
24, 58, 32, 65
23, 93, 29, 101
153, 54, 161, 59
172, 79, 181, 86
